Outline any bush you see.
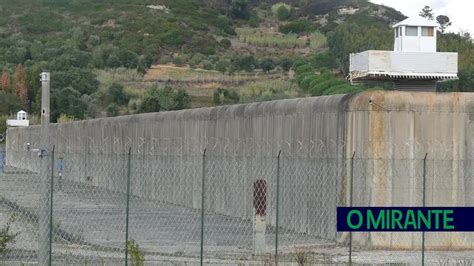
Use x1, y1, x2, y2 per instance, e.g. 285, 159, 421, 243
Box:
107, 103, 120, 117
260, 58, 276, 73
279, 58, 293, 72
213, 88, 240, 105
172, 56, 186, 66
239, 80, 298, 102
230, 0, 251, 20
57, 114, 78, 123
272, 3, 291, 19
189, 53, 206, 67
0, 215, 19, 254
220, 38, 232, 49
232, 55, 256, 72
52, 87, 87, 121
106, 83, 129, 106
215, 60, 231, 73
295, 64, 314, 75
279, 20, 316, 34
139, 86, 191, 113
276, 5, 291, 20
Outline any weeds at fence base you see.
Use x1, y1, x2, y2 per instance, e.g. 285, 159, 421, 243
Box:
0, 214, 19, 254
127, 239, 145, 266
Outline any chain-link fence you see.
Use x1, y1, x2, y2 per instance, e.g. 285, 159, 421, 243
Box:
1, 143, 473, 265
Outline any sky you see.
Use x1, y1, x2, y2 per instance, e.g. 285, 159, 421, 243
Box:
369, 0, 474, 34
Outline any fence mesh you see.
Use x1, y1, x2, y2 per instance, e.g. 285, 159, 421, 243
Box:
0, 143, 473, 265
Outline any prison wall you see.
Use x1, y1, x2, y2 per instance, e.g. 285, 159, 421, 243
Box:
5, 91, 474, 250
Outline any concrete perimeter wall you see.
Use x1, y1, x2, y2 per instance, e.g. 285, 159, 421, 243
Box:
6, 91, 474, 250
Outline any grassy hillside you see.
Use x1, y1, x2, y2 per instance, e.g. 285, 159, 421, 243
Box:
0, 0, 472, 130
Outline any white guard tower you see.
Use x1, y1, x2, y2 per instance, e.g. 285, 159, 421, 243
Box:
349, 17, 458, 91
6, 110, 30, 127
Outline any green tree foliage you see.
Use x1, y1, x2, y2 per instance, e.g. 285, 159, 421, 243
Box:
231, 55, 256, 72
52, 87, 87, 121
436, 15, 452, 33
51, 68, 99, 95
438, 32, 474, 91
106, 83, 129, 106
419, 6, 434, 20
260, 58, 276, 73
139, 86, 191, 113
327, 22, 392, 75
310, 51, 337, 70
230, 0, 251, 20
294, 63, 362, 96
213, 88, 240, 105
279, 58, 293, 72
0, 91, 20, 115
279, 20, 316, 34
107, 103, 120, 117
276, 5, 291, 21
219, 38, 232, 49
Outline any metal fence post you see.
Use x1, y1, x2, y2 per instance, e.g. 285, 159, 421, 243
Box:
125, 147, 132, 266
200, 149, 207, 266
275, 150, 281, 265
349, 152, 355, 265
48, 146, 55, 266
422, 153, 428, 266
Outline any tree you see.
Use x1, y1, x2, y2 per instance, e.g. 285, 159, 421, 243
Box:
232, 55, 256, 72
106, 83, 129, 105
0, 71, 10, 92
260, 58, 275, 73
327, 22, 392, 75
139, 86, 191, 114
230, 0, 250, 20
52, 87, 87, 121
419, 6, 434, 20
25, 64, 41, 112
139, 88, 161, 113
436, 15, 452, 33
276, 5, 291, 21
14, 65, 28, 106
279, 58, 293, 72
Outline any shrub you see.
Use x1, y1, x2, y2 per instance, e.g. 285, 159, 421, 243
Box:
279, 20, 316, 34
220, 38, 232, 49
309, 32, 327, 50
276, 5, 291, 20
0, 215, 19, 254
127, 240, 144, 266
279, 58, 293, 72
239, 80, 298, 102
272, 3, 291, 19
215, 60, 231, 73
213, 88, 240, 105
172, 56, 186, 66
139, 86, 191, 113
106, 83, 129, 106
260, 58, 276, 73
57, 114, 78, 123
107, 103, 119, 117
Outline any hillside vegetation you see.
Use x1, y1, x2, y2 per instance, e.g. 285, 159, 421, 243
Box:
0, 0, 473, 135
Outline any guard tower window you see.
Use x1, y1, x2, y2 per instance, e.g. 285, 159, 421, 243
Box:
395, 28, 399, 37
406, 26, 418, 36
421, 27, 434, 36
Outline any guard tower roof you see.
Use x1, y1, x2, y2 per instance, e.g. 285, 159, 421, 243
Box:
392, 17, 438, 28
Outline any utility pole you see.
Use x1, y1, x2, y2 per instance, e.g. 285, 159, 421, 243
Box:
39, 72, 51, 266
